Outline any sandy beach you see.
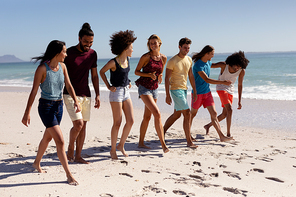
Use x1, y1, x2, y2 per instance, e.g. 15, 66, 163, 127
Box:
0, 87, 296, 197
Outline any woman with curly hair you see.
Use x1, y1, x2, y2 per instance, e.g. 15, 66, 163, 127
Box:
100, 30, 137, 159
135, 34, 169, 153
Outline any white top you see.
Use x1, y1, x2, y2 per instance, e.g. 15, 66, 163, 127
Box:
216, 64, 241, 94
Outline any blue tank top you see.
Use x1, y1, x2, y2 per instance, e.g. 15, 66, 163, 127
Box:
110, 57, 130, 87
40, 63, 64, 100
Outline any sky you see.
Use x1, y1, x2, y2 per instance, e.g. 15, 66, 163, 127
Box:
0, 0, 295, 61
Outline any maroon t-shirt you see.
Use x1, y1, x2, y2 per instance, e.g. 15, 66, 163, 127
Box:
63, 46, 97, 97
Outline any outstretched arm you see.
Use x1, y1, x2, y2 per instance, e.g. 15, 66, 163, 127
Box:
237, 69, 245, 109
198, 71, 231, 85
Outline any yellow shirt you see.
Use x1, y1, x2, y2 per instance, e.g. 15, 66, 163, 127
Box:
166, 55, 192, 90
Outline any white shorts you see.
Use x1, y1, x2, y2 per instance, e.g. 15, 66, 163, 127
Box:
63, 94, 91, 121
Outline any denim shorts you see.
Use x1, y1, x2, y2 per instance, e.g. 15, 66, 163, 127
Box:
170, 89, 189, 111
109, 85, 131, 102
138, 84, 158, 99
38, 98, 63, 128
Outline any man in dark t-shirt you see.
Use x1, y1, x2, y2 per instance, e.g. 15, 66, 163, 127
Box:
63, 23, 100, 164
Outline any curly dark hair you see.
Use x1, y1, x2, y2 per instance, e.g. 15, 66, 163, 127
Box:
226, 51, 249, 69
109, 30, 137, 55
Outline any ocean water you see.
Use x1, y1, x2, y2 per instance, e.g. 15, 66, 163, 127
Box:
1, 52, 296, 101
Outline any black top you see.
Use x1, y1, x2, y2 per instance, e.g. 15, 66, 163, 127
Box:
110, 57, 130, 87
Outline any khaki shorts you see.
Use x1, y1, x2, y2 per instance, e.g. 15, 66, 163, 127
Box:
63, 94, 91, 121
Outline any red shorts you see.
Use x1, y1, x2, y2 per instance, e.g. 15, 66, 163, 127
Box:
191, 92, 214, 110
217, 90, 233, 107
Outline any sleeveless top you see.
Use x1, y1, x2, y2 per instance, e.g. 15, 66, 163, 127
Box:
40, 63, 64, 100
216, 64, 242, 95
110, 57, 130, 87
135, 57, 163, 90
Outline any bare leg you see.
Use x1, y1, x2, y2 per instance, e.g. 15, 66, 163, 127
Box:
206, 105, 233, 142
182, 109, 197, 148
33, 129, 53, 173
189, 108, 198, 140
74, 121, 89, 164
140, 95, 169, 153
67, 119, 83, 162
138, 104, 152, 149
110, 102, 123, 160
48, 125, 78, 185
117, 99, 134, 157
163, 110, 181, 134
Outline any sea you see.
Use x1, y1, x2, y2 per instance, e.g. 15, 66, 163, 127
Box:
1, 51, 295, 101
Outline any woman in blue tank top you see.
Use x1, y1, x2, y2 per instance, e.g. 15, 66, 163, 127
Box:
100, 30, 137, 160
21, 40, 81, 185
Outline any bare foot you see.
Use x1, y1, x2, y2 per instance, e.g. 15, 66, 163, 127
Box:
220, 136, 234, 142
67, 175, 79, 186
187, 143, 198, 149
67, 147, 74, 162
110, 151, 118, 160
32, 163, 46, 173
204, 124, 210, 135
163, 147, 170, 153
138, 143, 151, 149
191, 135, 197, 142
117, 145, 128, 157
74, 157, 90, 164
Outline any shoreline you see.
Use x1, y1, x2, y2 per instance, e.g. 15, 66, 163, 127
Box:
0, 88, 296, 196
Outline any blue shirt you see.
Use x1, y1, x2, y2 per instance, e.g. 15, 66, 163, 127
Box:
193, 59, 211, 94
40, 63, 64, 100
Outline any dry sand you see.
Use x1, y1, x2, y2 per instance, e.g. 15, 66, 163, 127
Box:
0, 88, 296, 197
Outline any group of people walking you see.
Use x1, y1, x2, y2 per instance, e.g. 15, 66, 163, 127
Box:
21, 23, 249, 185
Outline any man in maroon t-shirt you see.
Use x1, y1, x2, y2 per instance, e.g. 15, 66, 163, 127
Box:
63, 23, 100, 164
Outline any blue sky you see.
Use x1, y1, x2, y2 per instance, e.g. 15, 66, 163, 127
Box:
1, 0, 295, 61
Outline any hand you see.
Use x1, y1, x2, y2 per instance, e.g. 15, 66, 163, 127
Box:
223, 80, 232, 86
165, 95, 172, 105
109, 86, 116, 92
237, 102, 242, 110
21, 114, 30, 127
192, 91, 197, 103
158, 74, 163, 84
74, 102, 81, 113
129, 83, 132, 89
150, 71, 157, 80
94, 95, 100, 109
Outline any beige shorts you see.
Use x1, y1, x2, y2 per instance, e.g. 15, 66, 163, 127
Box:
63, 94, 91, 121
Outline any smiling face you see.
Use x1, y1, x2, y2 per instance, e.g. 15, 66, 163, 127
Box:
231, 65, 241, 72
206, 50, 215, 61
178, 44, 191, 57
56, 45, 67, 62
78, 35, 94, 52
149, 39, 160, 52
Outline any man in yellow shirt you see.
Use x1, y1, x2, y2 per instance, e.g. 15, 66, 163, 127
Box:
164, 37, 197, 148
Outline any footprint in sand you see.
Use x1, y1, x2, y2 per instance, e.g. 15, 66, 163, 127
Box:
223, 171, 241, 180
252, 168, 264, 173
265, 177, 284, 183
143, 185, 167, 194
173, 190, 187, 195
99, 194, 113, 197
223, 187, 248, 196
119, 173, 133, 178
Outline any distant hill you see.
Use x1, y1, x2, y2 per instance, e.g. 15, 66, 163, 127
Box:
0, 55, 24, 63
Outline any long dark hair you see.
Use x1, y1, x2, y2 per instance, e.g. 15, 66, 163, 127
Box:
32, 40, 65, 64
192, 45, 214, 62
79, 22, 94, 38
